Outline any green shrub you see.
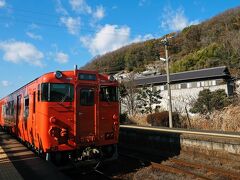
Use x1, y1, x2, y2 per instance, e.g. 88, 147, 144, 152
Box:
190, 89, 231, 115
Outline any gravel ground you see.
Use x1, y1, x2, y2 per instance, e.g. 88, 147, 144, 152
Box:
59, 150, 240, 180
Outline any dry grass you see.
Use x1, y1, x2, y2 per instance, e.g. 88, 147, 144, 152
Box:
190, 104, 240, 132
123, 104, 240, 132
127, 114, 150, 126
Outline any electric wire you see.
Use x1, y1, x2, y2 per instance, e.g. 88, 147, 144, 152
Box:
0, 7, 158, 37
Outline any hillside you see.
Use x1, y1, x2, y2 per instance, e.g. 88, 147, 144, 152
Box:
82, 7, 240, 76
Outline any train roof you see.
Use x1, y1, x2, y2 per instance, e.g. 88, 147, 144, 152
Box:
0, 69, 113, 101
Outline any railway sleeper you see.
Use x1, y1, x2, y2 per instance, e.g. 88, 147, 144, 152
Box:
151, 162, 210, 180
168, 158, 240, 179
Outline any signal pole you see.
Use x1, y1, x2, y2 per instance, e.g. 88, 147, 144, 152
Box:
161, 36, 173, 128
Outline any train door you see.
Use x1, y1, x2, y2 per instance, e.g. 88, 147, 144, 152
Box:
76, 86, 97, 143
16, 95, 21, 136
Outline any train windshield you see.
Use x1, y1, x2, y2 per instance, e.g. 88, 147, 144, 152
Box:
100, 86, 118, 102
41, 83, 74, 102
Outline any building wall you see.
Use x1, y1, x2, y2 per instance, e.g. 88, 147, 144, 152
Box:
151, 78, 230, 114
159, 84, 228, 114
235, 79, 240, 94
120, 77, 233, 115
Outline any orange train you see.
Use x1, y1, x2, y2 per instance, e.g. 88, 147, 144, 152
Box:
0, 68, 119, 162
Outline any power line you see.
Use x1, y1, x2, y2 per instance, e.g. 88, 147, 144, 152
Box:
0, 16, 133, 37
5, 6, 63, 18
0, 17, 150, 38
0, 7, 158, 37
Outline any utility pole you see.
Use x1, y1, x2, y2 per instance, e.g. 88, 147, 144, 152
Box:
161, 36, 173, 128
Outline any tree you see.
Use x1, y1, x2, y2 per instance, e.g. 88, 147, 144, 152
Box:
119, 73, 139, 116
190, 89, 230, 115
136, 85, 162, 114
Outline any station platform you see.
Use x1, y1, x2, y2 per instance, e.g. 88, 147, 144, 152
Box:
0, 130, 69, 180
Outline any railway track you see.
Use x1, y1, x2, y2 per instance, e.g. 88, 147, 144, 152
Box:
119, 151, 240, 180
152, 158, 240, 180
57, 160, 114, 180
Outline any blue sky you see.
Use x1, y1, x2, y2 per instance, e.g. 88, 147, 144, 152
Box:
0, 0, 239, 98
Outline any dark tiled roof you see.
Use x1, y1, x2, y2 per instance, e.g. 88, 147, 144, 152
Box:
135, 66, 231, 86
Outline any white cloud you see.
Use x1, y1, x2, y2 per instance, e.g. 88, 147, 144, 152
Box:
60, 16, 81, 35
80, 24, 155, 55
56, 0, 68, 15
28, 23, 40, 30
161, 6, 199, 31
26, 32, 42, 40
80, 24, 130, 55
93, 6, 105, 20
69, 0, 92, 14
0, 40, 44, 66
1, 80, 11, 87
55, 52, 69, 64
0, 0, 6, 8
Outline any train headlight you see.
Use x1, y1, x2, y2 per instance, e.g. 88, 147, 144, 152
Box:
108, 75, 115, 81
55, 71, 63, 79
49, 116, 57, 124
113, 114, 118, 120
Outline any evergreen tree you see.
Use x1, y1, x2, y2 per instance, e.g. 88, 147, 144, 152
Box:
190, 89, 230, 115
137, 85, 162, 114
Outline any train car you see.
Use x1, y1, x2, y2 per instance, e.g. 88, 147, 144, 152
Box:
0, 68, 119, 163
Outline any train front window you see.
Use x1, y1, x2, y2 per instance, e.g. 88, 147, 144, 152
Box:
100, 86, 118, 102
41, 83, 74, 102
80, 88, 94, 106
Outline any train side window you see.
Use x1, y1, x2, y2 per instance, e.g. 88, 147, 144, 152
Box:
41, 83, 49, 101
6, 102, 10, 115
2, 105, 6, 116
17, 95, 21, 117
100, 86, 118, 102
33, 92, 36, 113
38, 84, 40, 102
4, 101, 14, 116
10, 101, 14, 115
80, 88, 94, 106
24, 96, 29, 119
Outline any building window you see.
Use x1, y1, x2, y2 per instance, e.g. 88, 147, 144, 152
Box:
170, 84, 176, 90
204, 81, 209, 86
212, 80, 216, 86
201, 81, 204, 87
187, 83, 192, 88
160, 85, 165, 91
191, 82, 197, 88
197, 82, 201, 87
180, 83, 187, 89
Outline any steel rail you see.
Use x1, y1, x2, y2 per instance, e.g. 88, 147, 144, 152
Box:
120, 125, 240, 139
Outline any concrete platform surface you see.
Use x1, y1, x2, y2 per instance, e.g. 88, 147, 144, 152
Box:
0, 130, 69, 180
